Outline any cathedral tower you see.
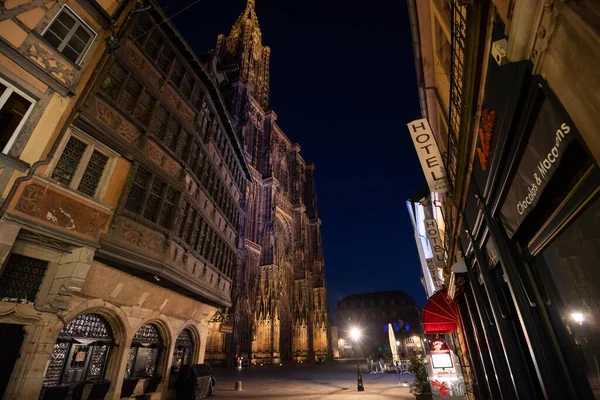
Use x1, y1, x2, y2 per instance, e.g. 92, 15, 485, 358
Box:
216, 0, 270, 109
205, 0, 329, 365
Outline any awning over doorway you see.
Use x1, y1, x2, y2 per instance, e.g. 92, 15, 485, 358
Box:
423, 289, 458, 334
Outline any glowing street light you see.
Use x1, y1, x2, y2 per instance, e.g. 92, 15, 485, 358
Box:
572, 312, 584, 325
350, 327, 364, 391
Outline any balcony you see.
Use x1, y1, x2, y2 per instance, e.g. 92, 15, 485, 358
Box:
99, 215, 232, 307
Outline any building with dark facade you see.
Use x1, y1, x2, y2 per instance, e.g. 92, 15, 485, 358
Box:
408, 0, 600, 399
0, 0, 251, 398
336, 291, 422, 358
202, 0, 329, 365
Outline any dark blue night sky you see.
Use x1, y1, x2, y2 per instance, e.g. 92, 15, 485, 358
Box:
162, 0, 428, 313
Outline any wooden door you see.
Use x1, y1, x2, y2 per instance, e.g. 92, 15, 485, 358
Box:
62, 344, 92, 385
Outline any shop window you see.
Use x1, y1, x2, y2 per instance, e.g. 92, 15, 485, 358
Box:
515, 140, 593, 244
43, 314, 113, 388
537, 194, 600, 396
125, 324, 163, 379
0, 78, 35, 154
42, 6, 95, 65
172, 329, 194, 373
124, 166, 177, 228
0, 253, 48, 302
50, 131, 116, 199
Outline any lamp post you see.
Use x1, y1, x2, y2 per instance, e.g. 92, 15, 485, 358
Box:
395, 340, 401, 375
351, 328, 364, 391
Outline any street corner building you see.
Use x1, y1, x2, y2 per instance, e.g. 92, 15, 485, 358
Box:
406, 0, 600, 399
0, 0, 257, 398
212, 0, 329, 366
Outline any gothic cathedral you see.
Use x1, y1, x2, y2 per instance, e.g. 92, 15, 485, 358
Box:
206, 0, 328, 364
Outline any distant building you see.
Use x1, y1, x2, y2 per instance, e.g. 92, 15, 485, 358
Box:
336, 291, 422, 358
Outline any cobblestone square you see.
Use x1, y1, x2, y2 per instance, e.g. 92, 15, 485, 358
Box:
212, 360, 415, 400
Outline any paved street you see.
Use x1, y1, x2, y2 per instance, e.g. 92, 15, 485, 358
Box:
211, 359, 415, 399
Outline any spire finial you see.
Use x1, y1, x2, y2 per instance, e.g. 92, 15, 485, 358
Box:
247, 0, 255, 10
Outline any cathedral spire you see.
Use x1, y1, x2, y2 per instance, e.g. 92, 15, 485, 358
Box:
216, 0, 270, 108
231, 0, 260, 32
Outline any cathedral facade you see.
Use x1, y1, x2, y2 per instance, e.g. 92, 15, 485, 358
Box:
206, 0, 328, 364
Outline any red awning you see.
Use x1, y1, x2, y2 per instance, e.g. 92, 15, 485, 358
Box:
423, 290, 459, 334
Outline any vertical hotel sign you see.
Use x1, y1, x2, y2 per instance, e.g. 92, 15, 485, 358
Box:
407, 119, 450, 193
425, 219, 445, 269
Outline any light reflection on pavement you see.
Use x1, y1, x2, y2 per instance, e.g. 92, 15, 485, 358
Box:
210, 359, 415, 399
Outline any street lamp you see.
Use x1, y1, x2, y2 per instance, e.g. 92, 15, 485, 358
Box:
350, 328, 364, 391
572, 312, 584, 325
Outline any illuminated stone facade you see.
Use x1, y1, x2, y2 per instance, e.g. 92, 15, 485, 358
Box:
209, 0, 328, 364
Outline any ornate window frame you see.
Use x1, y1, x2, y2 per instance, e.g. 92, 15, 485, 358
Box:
45, 127, 119, 203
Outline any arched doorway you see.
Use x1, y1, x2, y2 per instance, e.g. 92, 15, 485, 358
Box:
172, 328, 195, 372
124, 323, 164, 379
42, 314, 113, 388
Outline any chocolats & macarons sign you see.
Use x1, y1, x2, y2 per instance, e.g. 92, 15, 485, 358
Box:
500, 98, 576, 238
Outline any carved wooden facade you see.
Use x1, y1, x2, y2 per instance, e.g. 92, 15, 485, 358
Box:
211, 0, 328, 363
0, 0, 251, 398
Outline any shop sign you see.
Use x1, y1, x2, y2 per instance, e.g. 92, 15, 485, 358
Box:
425, 219, 445, 268
500, 98, 576, 237
428, 339, 462, 398
430, 339, 450, 353
407, 118, 450, 193
477, 109, 496, 171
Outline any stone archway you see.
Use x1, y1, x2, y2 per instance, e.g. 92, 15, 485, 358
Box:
41, 313, 114, 396
125, 322, 166, 380
172, 328, 195, 371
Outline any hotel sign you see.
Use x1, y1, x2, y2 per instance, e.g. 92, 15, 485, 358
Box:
407, 119, 450, 193
425, 219, 445, 269
426, 257, 443, 290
